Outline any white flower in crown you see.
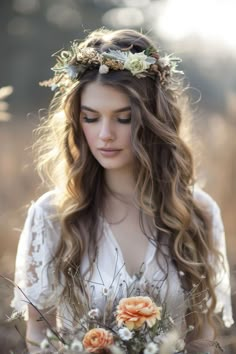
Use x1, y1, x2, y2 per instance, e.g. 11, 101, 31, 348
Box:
144, 342, 159, 354
118, 327, 133, 341
158, 55, 171, 68
123, 51, 153, 76
99, 64, 109, 74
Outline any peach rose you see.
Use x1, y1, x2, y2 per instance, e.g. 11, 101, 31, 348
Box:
116, 296, 162, 330
83, 328, 114, 353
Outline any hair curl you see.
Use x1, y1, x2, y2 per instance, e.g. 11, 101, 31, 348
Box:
34, 28, 222, 338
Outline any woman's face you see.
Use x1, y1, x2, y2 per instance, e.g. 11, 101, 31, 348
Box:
80, 81, 134, 172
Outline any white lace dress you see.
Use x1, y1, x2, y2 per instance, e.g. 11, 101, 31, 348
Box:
11, 187, 234, 329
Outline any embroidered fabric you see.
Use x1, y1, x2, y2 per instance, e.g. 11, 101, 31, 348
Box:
10, 193, 63, 320
10, 188, 234, 328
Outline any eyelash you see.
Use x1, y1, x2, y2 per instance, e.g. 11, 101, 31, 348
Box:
82, 116, 131, 124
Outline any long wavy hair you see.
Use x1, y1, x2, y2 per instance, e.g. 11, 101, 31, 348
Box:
35, 28, 222, 337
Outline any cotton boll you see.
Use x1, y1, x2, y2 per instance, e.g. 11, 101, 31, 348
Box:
159, 330, 179, 354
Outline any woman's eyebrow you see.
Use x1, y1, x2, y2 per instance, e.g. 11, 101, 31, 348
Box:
81, 105, 131, 113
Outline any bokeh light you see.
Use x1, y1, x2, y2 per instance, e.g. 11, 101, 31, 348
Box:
152, 0, 236, 52
102, 7, 144, 28
46, 3, 81, 30
13, 0, 40, 15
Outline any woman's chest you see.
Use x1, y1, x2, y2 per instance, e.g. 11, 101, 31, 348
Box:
107, 217, 151, 276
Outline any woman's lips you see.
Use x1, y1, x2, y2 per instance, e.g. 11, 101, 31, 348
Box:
98, 148, 122, 157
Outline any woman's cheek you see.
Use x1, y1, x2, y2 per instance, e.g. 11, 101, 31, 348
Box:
82, 126, 96, 149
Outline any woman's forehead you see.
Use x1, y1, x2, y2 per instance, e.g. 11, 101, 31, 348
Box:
80, 82, 130, 112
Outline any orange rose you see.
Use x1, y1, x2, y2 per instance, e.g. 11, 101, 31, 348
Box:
116, 296, 162, 330
83, 328, 114, 353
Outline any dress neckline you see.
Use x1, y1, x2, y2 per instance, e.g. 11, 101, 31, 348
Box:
102, 217, 156, 281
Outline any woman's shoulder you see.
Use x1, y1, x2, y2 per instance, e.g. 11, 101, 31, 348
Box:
24, 189, 61, 233
192, 185, 219, 213
22, 190, 61, 244
29, 189, 59, 216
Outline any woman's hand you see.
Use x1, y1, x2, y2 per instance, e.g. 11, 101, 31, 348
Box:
26, 304, 56, 353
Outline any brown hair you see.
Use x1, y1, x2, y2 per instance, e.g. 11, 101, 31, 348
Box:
35, 28, 221, 337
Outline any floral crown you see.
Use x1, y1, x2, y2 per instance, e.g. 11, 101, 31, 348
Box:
40, 41, 183, 93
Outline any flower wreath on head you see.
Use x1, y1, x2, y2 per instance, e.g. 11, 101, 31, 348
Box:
40, 41, 184, 93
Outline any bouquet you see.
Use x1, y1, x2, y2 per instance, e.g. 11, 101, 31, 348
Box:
40, 294, 186, 354
34, 275, 206, 354
4, 271, 222, 354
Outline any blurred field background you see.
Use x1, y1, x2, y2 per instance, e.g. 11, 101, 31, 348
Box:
0, 0, 235, 353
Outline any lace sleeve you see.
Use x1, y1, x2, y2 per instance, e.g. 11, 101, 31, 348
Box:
193, 187, 234, 328
10, 196, 63, 320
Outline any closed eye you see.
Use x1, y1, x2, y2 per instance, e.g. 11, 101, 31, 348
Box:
81, 117, 98, 123
117, 117, 131, 124
81, 116, 131, 124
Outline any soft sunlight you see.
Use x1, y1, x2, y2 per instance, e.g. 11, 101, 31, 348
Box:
155, 0, 236, 51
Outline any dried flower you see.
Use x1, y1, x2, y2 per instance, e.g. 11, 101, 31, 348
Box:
83, 328, 113, 352
175, 338, 185, 351
144, 342, 159, 354
40, 43, 183, 93
159, 330, 179, 354
46, 328, 55, 339
102, 287, 109, 296
40, 338, 50, 349
116, 296, 162, 330
158, 55, 171, 68
70, 338, 83, 351
110, 345, 124, 354
6, 311, 24, 322
153, 333, 168, 344
118, 327, 133, 341
124, 51, 151, 76
88, 308, 100, 319
65, 65, 79, 79
99, 64, 109, 74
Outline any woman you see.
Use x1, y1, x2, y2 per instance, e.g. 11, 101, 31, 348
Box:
11, 28, 234, 353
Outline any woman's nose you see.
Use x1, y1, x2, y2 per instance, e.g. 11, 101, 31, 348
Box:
99, 120, 114, 141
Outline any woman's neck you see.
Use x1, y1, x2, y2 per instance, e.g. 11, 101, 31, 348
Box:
103, 167, 154, 228
104, 167, 136, 201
